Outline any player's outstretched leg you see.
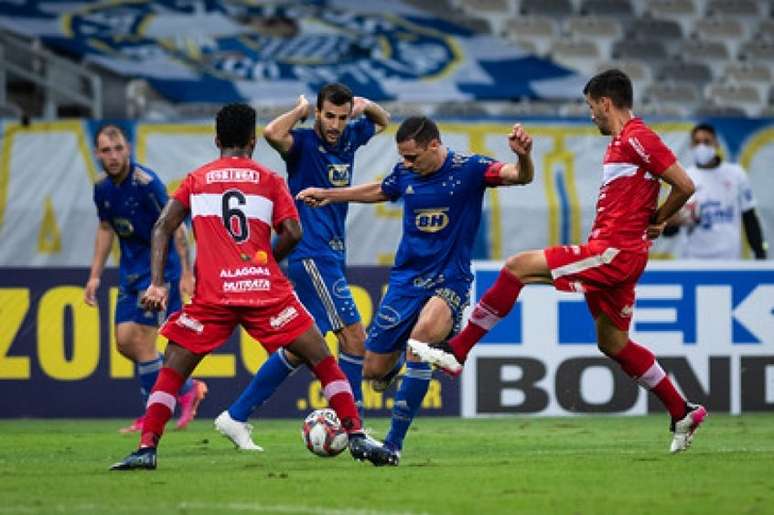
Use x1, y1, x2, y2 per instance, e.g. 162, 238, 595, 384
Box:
215, 348, 299, 450
413, 268, 524, 375
372, 352, 405, 392
382, 361, 432, 463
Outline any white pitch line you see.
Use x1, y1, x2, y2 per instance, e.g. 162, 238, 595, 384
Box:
0, 503, 429, 515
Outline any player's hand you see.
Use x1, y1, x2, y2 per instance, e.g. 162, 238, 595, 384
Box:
141, 283, 169, 312
296, 187, 331, 207
296, 94, 311, 122
84, 277, 100, 306
179, 270, 195, 301
351, 97, 370, 118
647, 221, 667, 240
508, 123, 533, 156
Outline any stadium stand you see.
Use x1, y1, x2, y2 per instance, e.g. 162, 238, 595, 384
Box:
1, 0, 773, 119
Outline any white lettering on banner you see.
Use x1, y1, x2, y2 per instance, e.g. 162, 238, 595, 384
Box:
206, 168, 260, 184
223, 279, 270, 292
463, 260, 774, 417
270, 306, 298, 329
219, 266, 270, 278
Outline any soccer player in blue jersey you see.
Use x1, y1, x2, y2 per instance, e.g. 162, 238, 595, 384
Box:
296, 116, 534, 463
214, 83, 390, 450
84, 124, 207, 433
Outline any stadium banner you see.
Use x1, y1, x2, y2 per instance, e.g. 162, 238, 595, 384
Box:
461, 260, 774, 417
0, 266, 459, 419
0, 118, 772, 269
0, 0, 581, 104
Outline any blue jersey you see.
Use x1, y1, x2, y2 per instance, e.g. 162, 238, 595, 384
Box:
93, 163, 181, 287
285, 117, 375, 261
380, 150, 502, 287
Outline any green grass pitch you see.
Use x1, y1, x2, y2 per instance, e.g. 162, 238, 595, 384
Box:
1, 415, 773, 515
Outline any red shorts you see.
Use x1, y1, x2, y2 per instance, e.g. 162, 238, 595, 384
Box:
160, 295, 314, 355
544, 241, 648, 331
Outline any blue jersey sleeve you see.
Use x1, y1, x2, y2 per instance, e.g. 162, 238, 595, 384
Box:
93, 185, 108, 221
284, 128, 307, 167
381, 164, 402, 201
145, 175, 169, 215
349, 117, 376, 148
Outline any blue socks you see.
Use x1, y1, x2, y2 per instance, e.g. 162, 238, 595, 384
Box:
385, 361, 432, 451
339, 351, 365, 418
136, 354, 163, 405
228, 349, 298, 422
137, 353, 194, 406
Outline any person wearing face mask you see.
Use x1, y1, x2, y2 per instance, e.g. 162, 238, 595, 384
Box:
674, 123, 767, 260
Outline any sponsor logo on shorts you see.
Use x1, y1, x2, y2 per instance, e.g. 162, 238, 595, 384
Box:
413, 273, 445, 289
620, 305, 633, 318
332, 278, 351, 299
270, 306, 299, 329
220, 266, 270, 278
374, 305, 401, 329
570, 281, 586, 292
328, 238, 345, 252
223, 279, 271, 292
205, 168, 260, 184
434, 287, 464, 310
176, 313, 204, 334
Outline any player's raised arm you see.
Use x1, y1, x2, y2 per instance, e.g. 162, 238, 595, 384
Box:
143, 199, 189, 311
647, 162, 696, 239
497, 123, 535, 186
84, 221, 115, 306
352, 97, 391, 134
297, 182, 388, 207
263, 94, 311, 155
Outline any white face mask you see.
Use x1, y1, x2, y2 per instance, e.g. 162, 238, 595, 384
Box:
692, 143, 717, 166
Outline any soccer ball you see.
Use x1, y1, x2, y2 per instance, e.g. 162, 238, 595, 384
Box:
301, 408, 348, 457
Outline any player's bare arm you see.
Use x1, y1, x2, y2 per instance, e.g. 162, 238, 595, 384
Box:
352, 97, 391, 134
142, 199, 189, 311
648, 162, 696, 240
272, 219, 303, 262
84, 221, 115, 306
297, 182, 389, 207
173, 224, 194, 298
263, 94, 311, 155
498, 123, 535, 185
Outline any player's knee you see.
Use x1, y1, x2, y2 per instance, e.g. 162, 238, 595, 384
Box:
505, 252, 528, 276
362, 360, 389, 380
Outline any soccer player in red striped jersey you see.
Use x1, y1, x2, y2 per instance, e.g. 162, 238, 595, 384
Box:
410, 69, 708, 453
110, 103, 396, 470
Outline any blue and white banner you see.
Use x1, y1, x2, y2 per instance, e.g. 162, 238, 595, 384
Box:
0, 0, 583, 104
463, 261, 774, 417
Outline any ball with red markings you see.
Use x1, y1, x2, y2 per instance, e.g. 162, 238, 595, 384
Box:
301, 409, 348, 457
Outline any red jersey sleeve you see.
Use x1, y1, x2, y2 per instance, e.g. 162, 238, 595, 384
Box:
173, 174, 193, 209
483, 161, 506, 187
271, 174, 299, 231
625, 127, 677, 176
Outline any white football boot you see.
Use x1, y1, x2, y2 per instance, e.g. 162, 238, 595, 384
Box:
670, 403, 708, 454
407, 339, 463, 376
214, 410, 264, 451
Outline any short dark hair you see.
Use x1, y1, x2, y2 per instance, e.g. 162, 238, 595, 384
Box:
317, 82, 353, 110
583, 69, 633, 109
216, 103, 256, 149
396, 116, 440, 146
691, 123, 717, 139
94, 124, 129, 147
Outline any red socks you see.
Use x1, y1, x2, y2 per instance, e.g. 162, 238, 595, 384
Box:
449, 267, 523, 361
312, 356, 362, 434
140, 367, 185, 448
613, 340, 686, 419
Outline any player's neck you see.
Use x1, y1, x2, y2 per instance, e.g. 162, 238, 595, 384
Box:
109, 164, 131, 185
220, 148, 252, 158
610, 110, 635, 138
431, 146, 448, 173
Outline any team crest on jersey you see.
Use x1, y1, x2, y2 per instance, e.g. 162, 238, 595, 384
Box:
327, 164, 351, 187
415, 208, 449, 233
112, 218, 134, 237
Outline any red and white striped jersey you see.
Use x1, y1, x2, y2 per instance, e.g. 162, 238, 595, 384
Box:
590, 117, 677, 252
174, 156, 299, 306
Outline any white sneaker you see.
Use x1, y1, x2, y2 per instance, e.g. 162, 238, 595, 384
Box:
407, 339, 463, 376
670, 403, 708, 454
214, 410, 264, 451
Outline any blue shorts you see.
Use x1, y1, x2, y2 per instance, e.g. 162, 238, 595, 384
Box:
287, 257, 360, 334
115, 279, 182, 327
365, 279, 471, 354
